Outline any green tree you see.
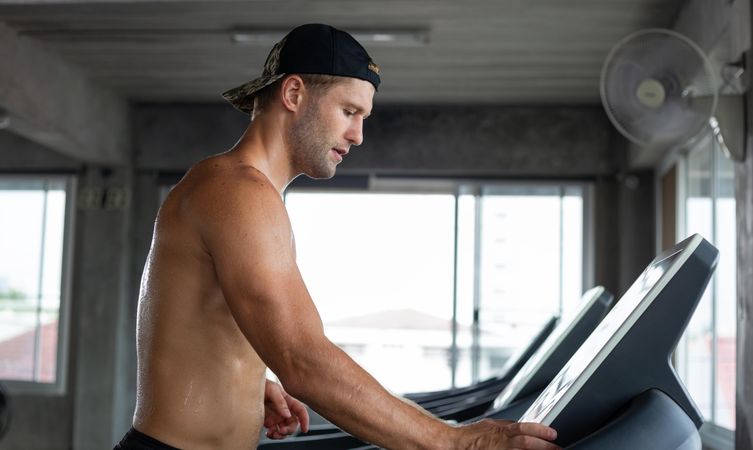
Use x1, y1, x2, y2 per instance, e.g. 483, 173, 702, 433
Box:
0, 288, 27, 300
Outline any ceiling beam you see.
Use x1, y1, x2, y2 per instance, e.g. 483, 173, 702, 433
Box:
0, 20, 129, 164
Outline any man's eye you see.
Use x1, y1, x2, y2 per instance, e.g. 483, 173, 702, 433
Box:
344, 109, 355, 116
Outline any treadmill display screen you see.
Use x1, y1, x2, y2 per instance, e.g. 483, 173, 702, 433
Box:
519, 248, 685, 424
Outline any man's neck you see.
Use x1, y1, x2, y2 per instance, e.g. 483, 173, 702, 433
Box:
229, 117, 298, 195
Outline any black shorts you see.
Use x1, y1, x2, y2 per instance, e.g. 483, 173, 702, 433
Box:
114, 427, 180, 450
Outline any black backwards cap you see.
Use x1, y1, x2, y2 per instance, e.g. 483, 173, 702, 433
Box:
222, 23, 381, 114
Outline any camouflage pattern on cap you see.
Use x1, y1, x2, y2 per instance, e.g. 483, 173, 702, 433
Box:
221, 37, 288, 115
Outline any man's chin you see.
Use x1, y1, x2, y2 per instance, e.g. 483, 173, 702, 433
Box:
304, 169, 336, 180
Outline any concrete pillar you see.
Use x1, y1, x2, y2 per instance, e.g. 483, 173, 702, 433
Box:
71, 165, 134, 449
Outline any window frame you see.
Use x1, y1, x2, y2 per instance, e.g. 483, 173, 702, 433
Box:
0, 174, 76, 396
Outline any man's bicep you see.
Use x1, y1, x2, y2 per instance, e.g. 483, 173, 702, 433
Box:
197, 186, 294, 297
201, 199, 325, 367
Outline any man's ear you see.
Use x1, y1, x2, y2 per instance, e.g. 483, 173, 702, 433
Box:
280, 75, 305, 112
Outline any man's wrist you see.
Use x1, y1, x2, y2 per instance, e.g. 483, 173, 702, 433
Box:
428, 420, 460, 450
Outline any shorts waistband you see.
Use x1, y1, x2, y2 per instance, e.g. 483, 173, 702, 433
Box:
114, 427, 181, 450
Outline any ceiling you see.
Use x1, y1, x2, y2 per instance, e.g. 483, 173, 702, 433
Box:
0, 0, 687, 105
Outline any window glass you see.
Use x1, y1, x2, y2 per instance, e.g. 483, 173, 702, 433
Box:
0, 178, 69, 387
476, 186, 583, 381
681, 143, 714, 419
286, 192, 456, 394
676, 137, 736, 431
286, 183, 587, 392
714, 153, 736, 429
477, 192, 560, 380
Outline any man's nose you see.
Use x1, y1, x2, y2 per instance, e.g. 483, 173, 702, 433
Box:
346, 118, 363, 146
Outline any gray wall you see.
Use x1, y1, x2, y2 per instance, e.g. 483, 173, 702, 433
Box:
736, 124, 753, 450
0, 102, 657, 449
134, 103, 616, 177
735, 57, 753, 449
733, 5, 752, 448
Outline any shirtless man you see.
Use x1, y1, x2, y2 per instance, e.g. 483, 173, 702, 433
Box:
115, 23, 561, 450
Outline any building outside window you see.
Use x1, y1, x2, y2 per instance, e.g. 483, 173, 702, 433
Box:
0, 176, 74, 394
285, 180, 589, 394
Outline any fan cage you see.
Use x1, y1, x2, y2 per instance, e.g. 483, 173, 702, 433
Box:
600, 28, 718, 148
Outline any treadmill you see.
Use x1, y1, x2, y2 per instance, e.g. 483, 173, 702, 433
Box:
258, 286, 614, 449
347, 235, 717, 449
514, 233, 717, 449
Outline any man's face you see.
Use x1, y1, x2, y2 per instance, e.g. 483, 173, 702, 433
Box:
289, 78, 374, 179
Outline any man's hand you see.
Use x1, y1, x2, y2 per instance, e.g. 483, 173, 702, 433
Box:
263, 379, 310, 439
454, 419, 561, 450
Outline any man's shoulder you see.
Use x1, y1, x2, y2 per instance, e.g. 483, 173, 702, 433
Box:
182, 156, 278, 201
178, 157, 286, 225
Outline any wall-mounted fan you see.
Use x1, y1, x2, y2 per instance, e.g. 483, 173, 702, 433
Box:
600, 28, 744, 161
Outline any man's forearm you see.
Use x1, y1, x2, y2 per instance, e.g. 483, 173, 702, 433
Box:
278, 341, 456, 450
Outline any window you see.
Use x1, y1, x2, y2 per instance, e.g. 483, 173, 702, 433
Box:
286, 180, 589, 394
674, 133, 736, 432
0, 176, 74, 394
286, 191, 456, 394
469, 185, 586, 382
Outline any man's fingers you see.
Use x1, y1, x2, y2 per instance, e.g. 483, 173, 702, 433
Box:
497, 422, 561, 449
266, 428, 281, 439
263, 381, 310, 436
505, 435, 562, 450
504, 422, 558, 441
286, 396, 310, 432
299, 410, 310, 433
281, 416, 300, 433
266, 422, 297, 440
264, 413, 288, 428
265, 386, 292, 419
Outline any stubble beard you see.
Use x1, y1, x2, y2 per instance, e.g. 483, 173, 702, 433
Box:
289, 102, 337, 180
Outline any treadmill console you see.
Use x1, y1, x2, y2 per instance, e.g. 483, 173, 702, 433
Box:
519, 234, 718, 447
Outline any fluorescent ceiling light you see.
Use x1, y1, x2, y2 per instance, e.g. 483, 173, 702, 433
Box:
230, 30, 285, 44
231, 28, 429, 46
351, 30, 429, 45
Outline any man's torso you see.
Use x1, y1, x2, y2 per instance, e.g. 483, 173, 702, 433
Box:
133, 154, 275, 449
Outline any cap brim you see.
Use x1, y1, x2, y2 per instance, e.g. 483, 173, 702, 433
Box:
221, 73, 286, 115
